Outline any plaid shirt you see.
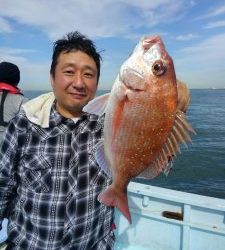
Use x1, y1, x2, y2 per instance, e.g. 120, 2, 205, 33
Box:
0, 105, 114, 250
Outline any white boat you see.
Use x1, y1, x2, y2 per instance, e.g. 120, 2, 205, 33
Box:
114, 182, 225, 250
1, 182, 225, 250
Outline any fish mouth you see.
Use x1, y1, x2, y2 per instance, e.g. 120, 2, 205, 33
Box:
119, 66, 146, 91
142, 35, 169, 61
142, 36, 165, 52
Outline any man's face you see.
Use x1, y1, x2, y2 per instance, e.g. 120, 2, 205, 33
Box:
51, 50, 98, 118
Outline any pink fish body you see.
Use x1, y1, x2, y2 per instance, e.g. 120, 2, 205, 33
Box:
84, 35, 195, 223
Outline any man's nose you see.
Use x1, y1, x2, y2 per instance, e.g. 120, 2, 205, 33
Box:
72, 73, 85, 88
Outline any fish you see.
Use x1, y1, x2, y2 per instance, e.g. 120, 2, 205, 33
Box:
84, 35, 195, 224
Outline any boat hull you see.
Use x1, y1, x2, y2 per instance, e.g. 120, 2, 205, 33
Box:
114, 182, 225, 250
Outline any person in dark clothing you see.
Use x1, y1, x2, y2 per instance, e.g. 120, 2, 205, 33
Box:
0, 61, 28, 142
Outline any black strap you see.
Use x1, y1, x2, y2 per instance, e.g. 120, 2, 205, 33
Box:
0, 90, 9, 126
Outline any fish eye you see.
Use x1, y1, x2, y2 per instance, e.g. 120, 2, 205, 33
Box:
152, 60, 166, 76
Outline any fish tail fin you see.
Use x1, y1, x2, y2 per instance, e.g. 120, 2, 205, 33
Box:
98, 186, 132, 224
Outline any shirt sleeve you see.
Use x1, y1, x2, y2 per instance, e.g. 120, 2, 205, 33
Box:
0, 119, 20, 229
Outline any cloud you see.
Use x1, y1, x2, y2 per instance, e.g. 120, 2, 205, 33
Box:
0, 47, 36, 55
21, 62, 51, 90
175, 33, 198, 41
1, 1, 223, 89
0, 17, 12, 33
174, 33, 225, 88
175, 33, 225, 68
0, 0, 194, 39
204, 5, 225, 18
0, 47, 37, 63
0, 46, 50, 90
204, 19, 225, 29
195, 4, 225, 20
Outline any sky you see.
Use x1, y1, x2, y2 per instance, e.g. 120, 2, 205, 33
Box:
0, 0, 225, 91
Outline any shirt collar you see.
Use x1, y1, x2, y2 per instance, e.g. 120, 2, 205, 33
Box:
49, 102, 97, 127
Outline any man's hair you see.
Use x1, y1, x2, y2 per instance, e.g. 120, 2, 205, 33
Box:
50, 31, 102, 82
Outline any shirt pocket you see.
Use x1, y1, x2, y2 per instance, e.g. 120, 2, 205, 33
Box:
20, 152, 52, 193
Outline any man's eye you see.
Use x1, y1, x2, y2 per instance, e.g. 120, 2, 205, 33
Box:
65, 70, 74, 75
84, 72, 94, 78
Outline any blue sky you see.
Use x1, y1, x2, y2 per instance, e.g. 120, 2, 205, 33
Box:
0, 0, 225, 90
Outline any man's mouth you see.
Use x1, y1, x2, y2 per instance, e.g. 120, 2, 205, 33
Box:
69, 92, 86, 99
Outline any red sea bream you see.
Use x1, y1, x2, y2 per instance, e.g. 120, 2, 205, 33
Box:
84, 35, 195, 223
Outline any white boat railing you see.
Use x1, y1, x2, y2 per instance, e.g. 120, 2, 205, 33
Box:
114, 182, 225, 250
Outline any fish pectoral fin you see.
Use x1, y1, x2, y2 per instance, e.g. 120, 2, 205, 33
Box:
95, 140, 112, 177
137, 162, 162, 179
83, 92, 110, 115
171, 110, 196, 148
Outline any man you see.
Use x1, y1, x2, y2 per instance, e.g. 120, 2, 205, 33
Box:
0, 31, 115, 249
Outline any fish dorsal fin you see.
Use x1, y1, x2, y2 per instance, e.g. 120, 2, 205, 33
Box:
83, 92, 110, 115
95, 140, 112, 177
137, 110, 195, 179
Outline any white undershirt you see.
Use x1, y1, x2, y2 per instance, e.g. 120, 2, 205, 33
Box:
70, 117, 79, 124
